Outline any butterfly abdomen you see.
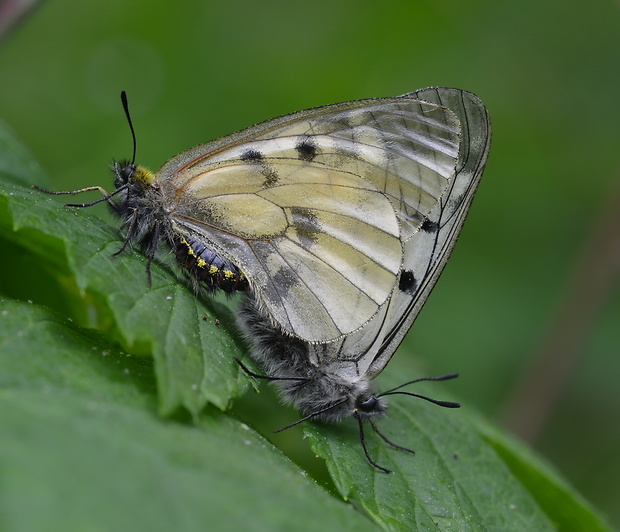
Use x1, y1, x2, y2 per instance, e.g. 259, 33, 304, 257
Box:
175, 236, 247, 293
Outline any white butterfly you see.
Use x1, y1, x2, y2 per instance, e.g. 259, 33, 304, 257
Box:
36, 87, 491, 472
233, 87, 491, 471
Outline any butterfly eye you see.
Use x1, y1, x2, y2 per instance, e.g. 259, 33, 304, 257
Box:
113, 160, 136, 188
356, 395, 379, 413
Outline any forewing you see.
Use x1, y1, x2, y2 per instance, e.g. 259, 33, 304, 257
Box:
168, 160, 402, 343
366, 88, 492, 378
317, 88, 491, 381
158, 93, 465, 343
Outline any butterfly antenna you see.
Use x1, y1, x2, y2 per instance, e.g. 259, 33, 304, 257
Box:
380, 373, 459, 394
378, 373, 461, 409
382, 391, 460, 409
120, 91, 137, 165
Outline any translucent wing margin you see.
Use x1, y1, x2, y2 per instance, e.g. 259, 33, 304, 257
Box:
159, 91, 470, 343
366, 88, 492, 378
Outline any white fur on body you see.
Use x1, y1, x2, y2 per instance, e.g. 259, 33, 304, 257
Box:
237, 295, 388, 423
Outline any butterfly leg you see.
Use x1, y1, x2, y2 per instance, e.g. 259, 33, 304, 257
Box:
354, 412, 391, 473
368, 418, 416, 455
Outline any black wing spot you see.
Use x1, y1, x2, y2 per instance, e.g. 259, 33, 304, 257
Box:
290, 207, 320, 247
421, 218, 440, 233
399, 270, 417, 294
296, 135, 318, 162
241, 149, 264, 162
241, 148, 279, 186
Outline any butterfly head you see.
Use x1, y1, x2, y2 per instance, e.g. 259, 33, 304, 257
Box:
112, 160, 155, 189
109, 159, 159, 221
276, 371, 389, 425
354, 391, 387, 419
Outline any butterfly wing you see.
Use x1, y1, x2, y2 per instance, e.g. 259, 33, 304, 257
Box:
307, 88, 490, 383
157, 93, 465, 343
361, 88, 491, 380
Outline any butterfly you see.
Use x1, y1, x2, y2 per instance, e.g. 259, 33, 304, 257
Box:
35, 87, 491, 472
233, 87, 491, 471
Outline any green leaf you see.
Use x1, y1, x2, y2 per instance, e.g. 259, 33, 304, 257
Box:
305, 379, 556, 531
0, 297, 374, 532
0, 118, 612, 531
305, 374, 612, 530
476, 419, 612, 532
0, 163, 245, 417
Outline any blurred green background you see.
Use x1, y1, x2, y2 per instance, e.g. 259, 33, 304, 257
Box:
1, 0, 618, 527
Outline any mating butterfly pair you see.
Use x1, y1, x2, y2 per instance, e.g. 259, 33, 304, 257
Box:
36, 87, 491, 472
